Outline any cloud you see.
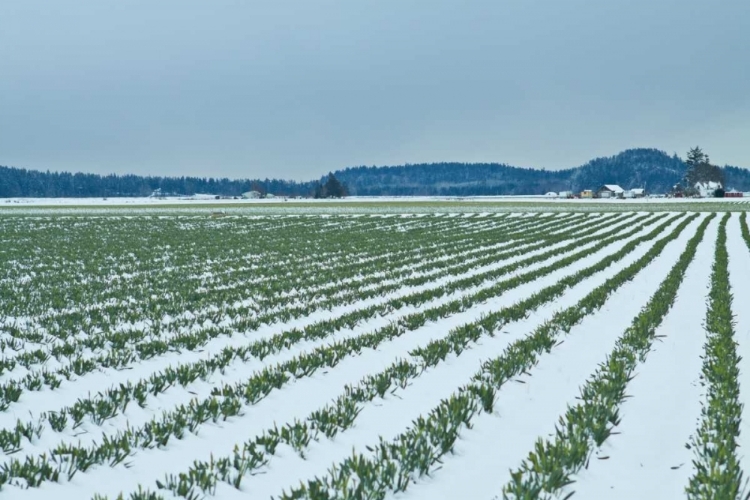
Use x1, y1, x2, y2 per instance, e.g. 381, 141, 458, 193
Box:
1, 0, 748, 179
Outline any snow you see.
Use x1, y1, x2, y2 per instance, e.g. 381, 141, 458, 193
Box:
381, 214, 706, 500
563, 214, 718, 499
1, 209, 744, 500
0, 195, 747, 208
13, 215, 662, 499
729, 215, 750, 479
243, 215, 692, 500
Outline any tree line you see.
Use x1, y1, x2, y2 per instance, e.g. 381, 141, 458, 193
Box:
2, 148, 748, 198
0, 166, 348, 199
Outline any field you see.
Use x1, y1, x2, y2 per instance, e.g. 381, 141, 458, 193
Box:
2, 195, 749, 216
2, 206, 750, 499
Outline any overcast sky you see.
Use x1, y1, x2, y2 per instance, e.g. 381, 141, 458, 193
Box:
1, 1, 749, 180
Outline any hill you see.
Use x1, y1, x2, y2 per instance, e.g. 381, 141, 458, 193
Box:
333, 149, 740, 196
1, 148, 749, 198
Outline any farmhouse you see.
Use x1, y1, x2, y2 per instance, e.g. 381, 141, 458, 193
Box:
596, 184, 625, 198
725, 189, 743, 198
580, 189, 593, 199
622, 188, 646, 199
694, 181, 722, 198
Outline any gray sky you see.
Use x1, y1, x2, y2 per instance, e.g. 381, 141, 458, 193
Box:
2, 1, 749, 180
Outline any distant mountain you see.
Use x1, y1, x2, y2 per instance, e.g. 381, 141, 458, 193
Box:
334, 148, 750, 196
1, 148, 749, 198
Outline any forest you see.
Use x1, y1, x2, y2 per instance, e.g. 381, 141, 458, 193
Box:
1, 148, 749, 198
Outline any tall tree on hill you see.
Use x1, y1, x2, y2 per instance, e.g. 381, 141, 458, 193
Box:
682, 146, 724, 190
685, 146, 707, 170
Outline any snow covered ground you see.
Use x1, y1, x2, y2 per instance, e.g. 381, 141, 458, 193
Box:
0, 210, 748, 499
1, 195, 747, 217
1, 194, 748, 206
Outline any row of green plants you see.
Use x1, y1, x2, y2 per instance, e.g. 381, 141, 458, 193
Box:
0, 214, 513, 323
0, 214, 511, 318
124, 212, 707, 500
0, 213, 580, 360
0, 213, 657, 436
498, 213, 713, 498
135, 213, 701, 500
0, 214, 678, 487
686, 214, 744, 498
0, 214, 537, 354
0, 214, 640, 413
0, 214, 596, 384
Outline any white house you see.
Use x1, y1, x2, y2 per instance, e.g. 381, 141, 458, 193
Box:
623, 188, 646, 199
544, 192, 558, 198
597, 184, 625, 198
242, 190, 262, 199
694, 181, 722, 198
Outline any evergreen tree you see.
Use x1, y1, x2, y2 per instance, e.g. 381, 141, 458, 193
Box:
685, 146, 707, 169
313, 181, 325, 199
323, 173, 347, 198
682, 146, 724, 188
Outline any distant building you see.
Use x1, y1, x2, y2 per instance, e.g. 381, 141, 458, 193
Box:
725, 189, 743, 198
544, 192, 558, 197
580, 189, 594, 199
558, 190, 574, 198
694, 181, 722, 198
242, 190, 262, 199
623, 188, 646, 199
596, 184, 625, 198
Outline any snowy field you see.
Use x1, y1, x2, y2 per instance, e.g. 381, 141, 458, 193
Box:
1, 195, 749, 206
0, 195, 748, 216
1, 210, 749, 499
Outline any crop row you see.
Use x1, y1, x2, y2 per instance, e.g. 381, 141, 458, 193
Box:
0, 213, 642, 413
685, 214, 743, 498
0, 214, 602, 380
0, 213, 545, 348
0, 214, 521, 317
0, 213, 658, 433
0, 214, 676, 488
246, 213, 708, 500
1, 213, 584, 351
0, 214, 529, 317
114, 212, 705, 500
135, 214, 701, 500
